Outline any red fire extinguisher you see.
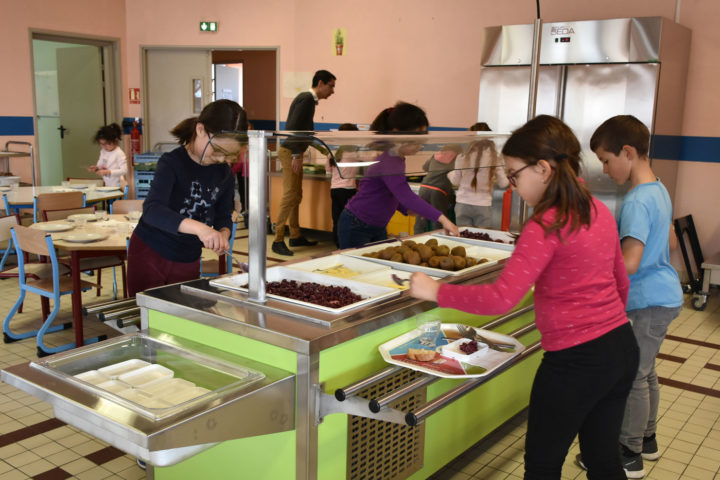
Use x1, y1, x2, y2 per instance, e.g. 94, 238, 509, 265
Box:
130, 120, 141, 164
501, 187, 512, 231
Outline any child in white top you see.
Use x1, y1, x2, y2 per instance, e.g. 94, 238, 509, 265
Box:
88, 123, 128, 187
448, 137, 508, 227
325, 123, 359, 246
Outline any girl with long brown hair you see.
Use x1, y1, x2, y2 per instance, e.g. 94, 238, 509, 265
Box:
409, 115, 638, 479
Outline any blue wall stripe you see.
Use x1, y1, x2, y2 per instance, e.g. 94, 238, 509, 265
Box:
651, 134, 720, 163
2, 116, 718, 163
0, 117, 34, 136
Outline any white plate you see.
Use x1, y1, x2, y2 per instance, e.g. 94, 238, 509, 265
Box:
65, 184, 88, 190
0, 185, 11, 191
61, 232, 108, 243
31, 222, 74, 232
67, 213, 98, 222
96, 186, 120, 192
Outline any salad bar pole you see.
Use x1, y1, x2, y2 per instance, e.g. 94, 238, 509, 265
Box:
405, 340, 542, 427
247, 131, 269, 303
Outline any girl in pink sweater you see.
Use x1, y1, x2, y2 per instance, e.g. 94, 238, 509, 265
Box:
409, 115, 638, 479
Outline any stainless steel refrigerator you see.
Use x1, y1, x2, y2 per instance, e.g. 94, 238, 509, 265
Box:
478, 17, 691, 225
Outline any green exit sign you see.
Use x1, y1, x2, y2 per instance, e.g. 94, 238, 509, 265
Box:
200, 21, 218, 32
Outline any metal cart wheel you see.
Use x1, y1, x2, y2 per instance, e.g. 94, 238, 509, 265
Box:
692, 294, 707, 311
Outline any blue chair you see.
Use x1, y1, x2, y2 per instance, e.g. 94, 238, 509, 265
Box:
3, 225, 97, 356
200, 221, 239, 277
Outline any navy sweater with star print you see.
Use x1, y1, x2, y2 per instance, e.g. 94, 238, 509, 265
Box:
134, 146, 234, 262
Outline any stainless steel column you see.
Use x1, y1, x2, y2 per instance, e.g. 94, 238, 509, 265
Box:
296, 352, 320, 480
247, 131, 268, 303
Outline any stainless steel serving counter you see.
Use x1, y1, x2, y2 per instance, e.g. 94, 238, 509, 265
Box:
135, 261, 507, 355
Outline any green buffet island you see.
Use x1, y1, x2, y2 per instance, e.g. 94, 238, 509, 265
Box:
3, 254, 541, 480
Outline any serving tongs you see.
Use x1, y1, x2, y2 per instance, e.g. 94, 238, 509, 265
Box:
224, 250, 249, 273
456, 325, 514, 351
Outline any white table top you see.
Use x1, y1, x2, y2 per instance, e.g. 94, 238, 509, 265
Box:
2, 185, 124, 206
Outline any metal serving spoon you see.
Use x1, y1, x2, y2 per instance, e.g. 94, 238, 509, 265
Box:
391, 273, 409, 286
224, 250, 249, 273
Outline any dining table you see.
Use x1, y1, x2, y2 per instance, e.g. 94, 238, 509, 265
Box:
30, 213, 136, 347
2, 185, 125, 215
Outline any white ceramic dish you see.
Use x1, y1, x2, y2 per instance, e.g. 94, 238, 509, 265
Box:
287, 254, 390, 278
0, 176, 20, 186
74, 370, 110, 385
210, 266, 402, 314
118, 364, 174, 387
433, 227, 516, 251
31, 222, 74, 232
61, 232, 108, 243
67, 213, 98, 223
65, 184, 89, 190
440, 338, 489, 362
98, 359, 150, 378
0, 185, 11, 191
96, 186, 121, 192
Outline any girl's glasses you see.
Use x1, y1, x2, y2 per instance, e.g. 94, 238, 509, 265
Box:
506, 164, 531, 187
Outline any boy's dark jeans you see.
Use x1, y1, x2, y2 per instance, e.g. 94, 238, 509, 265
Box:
524, 323, 639, 479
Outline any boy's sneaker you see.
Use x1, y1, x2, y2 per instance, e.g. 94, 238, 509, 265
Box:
641, 434, 660, 460
620, 443, 645, 479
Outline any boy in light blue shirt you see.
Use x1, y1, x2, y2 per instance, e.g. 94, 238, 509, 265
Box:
589, 115, 683, 479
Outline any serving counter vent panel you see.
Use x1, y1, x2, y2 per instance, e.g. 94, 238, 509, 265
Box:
347, 369, 425, 480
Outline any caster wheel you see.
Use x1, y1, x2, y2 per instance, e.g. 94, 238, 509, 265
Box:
692, 295, 707, 311
682, 283, 693, 295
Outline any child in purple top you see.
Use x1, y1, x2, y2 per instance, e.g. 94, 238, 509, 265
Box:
337, 102, 459, 248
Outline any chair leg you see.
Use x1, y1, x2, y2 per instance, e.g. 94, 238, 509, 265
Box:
36, 298, 75, 356
121, 262, 128, 298
112, 266, 118, 300
96, 268, 102, 296
4, 291, 70, 343
41, 297, 50, 321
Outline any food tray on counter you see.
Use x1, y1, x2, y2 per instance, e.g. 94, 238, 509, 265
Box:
346, 236, 511, 278
378, 323, 524, 378
209, 266, 402, 314
433, 227, 516, 251
286, 254, 390, 278
30, 334, 265, 420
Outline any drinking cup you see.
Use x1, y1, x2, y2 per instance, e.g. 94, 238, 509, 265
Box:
416, 314, 442, 347
96, 210, 107, 221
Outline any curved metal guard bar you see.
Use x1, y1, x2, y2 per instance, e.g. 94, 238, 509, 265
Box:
82, 298, 136, 316
98, 307, 141, 322
335, 365, 403, 401
369, 374, 438, 413
405, 340, 542, 427
116, 316, 140, 328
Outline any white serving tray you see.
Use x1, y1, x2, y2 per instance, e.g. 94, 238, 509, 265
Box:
286, 254, 389, 278
346, 236, 511, 278
433, 227, 516, 251
209, 266, 402, 314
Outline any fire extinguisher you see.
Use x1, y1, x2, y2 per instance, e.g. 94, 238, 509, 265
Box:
130, 120, 141, 164
501, 187, 512, 231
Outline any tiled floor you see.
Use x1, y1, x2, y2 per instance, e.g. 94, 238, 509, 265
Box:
1, 222, 720, 479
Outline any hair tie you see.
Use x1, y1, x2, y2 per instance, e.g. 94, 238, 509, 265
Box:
386, 107, 394, 114
555, 153, 568, 161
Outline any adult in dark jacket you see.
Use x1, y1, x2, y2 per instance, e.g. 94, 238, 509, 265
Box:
272, 69, 336, 256
127, 99, 247, 297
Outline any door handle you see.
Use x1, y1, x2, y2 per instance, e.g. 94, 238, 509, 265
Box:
58, 125, 67, 139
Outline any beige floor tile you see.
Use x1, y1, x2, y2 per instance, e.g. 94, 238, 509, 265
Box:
62, 457, 97, 475
99, 455, 136, 473
0, 443, 26, 460
17, 458, 55, 477
4, 450, 43, 468
0, 460, 15, 475
74, 465, 113, 480
0, 469, 31, 480
45, 448, 82, 466
682, 465, 717, 479
115, 464, 147, 480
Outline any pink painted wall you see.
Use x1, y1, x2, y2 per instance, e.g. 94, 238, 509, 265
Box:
1, 0, 718, 263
